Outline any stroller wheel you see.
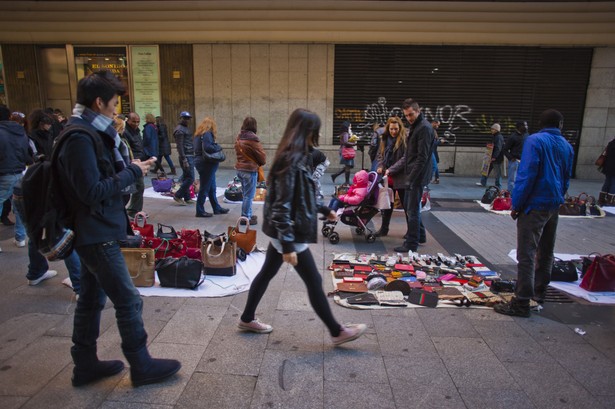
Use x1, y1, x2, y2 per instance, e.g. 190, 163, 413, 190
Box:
328, 232, 340, 244
366, 234, 376, 243
355, 227, 365, 235
321, 226, 332, 237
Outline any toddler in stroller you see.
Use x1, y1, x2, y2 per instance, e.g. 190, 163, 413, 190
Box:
323, 170, 381, 244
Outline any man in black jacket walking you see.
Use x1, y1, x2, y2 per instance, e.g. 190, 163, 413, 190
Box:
386, 98, 434, 253
123, 112, 148, 218
173, 111, 195, 205
503, 120, 528, 193
56, 70, 180, 387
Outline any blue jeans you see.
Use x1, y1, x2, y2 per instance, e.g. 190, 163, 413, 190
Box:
432, 153, 439, 180
507, 159, 520, 193
237, 170, 257, 219
25, 238, 81, 292
194, 158, 222, 215
72, 241, 147, 355
515, 209, 559, 302
0, 173, 26, 241
403, 185, 423, 251
480, 162, 502, 189
175, 156, 195, 201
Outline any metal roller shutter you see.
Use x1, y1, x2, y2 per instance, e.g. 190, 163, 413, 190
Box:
333, 45, 592, 158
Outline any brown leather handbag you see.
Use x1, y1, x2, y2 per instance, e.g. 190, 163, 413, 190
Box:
228, 217, 256, 253
121, 248, 156, 287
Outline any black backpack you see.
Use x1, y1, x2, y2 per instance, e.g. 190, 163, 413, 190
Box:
481, 186, 500, 204
15, 125, 106, 261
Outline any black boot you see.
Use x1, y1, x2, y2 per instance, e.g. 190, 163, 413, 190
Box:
375, 209, 393, 237
71, 348, 125, 387
169, 167, 177, 176
125, 347, 181, 387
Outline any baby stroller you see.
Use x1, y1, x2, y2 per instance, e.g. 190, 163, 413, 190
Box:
322, 171, 380, 244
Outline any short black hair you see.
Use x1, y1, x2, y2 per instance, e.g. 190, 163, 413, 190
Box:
0, 104, 10, 121
76, 70, 125, 110
538, 109, 563, 129
402, 98, 420, 111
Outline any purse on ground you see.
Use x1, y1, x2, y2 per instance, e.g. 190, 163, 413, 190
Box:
202, 239, 237, 276
121, 248, 156, 287
156, 256, 204, 289
228, 216, 257, 253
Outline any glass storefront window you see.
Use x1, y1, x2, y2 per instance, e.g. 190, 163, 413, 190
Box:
74, 46, 130, 115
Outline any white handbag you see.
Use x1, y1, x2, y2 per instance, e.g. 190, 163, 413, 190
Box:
376, 177, 393, 210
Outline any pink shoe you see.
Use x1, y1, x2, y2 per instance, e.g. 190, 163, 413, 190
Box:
238, 319, 273, 334
332, 323, 367, 346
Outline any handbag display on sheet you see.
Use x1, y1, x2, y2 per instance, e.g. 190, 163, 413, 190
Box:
121, 248, 156, 287
130, 211, 154, 238
228, 216, 257, 253
155, 256, 204, 290
580, 254, 615, 292
202, 239, 237, 276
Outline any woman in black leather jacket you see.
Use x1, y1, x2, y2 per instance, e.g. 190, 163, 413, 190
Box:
238, 108, 367, 347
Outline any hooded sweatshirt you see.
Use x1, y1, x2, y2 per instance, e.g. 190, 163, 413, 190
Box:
0, 121, 31, 174
338, 170, 369, 205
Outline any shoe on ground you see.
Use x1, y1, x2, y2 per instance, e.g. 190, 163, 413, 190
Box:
493, 298, 530, 318
72, 360, 125, 387
241, 216, 258, 226
394, 245, 415, 253
214, 208, 230, 214
185, 199, 196, 204
173, 197, 187, 206
419, 238, 427, 244
432, 179, 440, 184
475, 182, 485, 187
332, 323, 367, 346
195, 212, 213, 218
62, 277, 74, 289
1, 218, 15, 226
28, 270, 58, 286
238, 319, 273, 334
13, 238, 26, 248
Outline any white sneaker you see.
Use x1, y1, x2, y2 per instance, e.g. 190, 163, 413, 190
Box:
332, 323, 367, 346
238, 319, 273, 334
475, 182, 485, 187
61, 277, 74, 289
28, 270, 58, 286
14, 239, 26, 248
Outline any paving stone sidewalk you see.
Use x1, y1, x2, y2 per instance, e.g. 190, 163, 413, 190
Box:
0, 170, 613, 409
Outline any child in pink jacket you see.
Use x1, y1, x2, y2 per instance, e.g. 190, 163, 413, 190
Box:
329, 170, 369, 210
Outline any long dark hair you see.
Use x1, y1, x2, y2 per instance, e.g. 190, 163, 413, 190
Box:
272, 108, 321, 175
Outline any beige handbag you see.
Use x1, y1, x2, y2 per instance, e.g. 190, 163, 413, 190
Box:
121, 248, 156, 287
202, 239, 237, 276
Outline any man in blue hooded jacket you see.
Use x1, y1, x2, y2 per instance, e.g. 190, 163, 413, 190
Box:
494, 109, 574, 317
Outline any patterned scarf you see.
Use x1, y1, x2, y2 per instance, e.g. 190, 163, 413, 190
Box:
72, 103, 126, 171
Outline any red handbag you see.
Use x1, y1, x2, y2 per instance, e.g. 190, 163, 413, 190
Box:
142, 237, 187, 259
579, 254, 615, 292
492, 190, 512, 211
179, 229, 202, 249
131, 212, 154, 238
341, 146, 356, 160
185, 247, 202, 260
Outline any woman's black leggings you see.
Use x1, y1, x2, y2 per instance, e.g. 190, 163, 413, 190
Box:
241, 243, 342, 337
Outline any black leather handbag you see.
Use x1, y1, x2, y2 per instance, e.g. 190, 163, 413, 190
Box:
155, 256, 204, 289
157, 223, 178, 239
551, 258, 579, 282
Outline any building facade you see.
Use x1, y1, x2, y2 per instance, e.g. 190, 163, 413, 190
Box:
1, 0, 614, 178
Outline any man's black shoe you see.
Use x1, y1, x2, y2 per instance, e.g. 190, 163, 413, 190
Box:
196, 212, 213, 218
493, 298, 530, 318
394, 245, 412, 253
214, 208, 230, 214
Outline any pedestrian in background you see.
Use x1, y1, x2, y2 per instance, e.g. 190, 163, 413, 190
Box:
239, 108, 367, 346
331, 121, 355, 185
476, 123, 504, 188
503, 120, 528, 194
234, 116, 266, 225
173, 111, 196, 206
495, 109, 574, 317
154, 116, 176, 175
193, 116, 229, 217
124, 112, 146, 218
598, 136, 615, 206
142, 113, 159, 174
